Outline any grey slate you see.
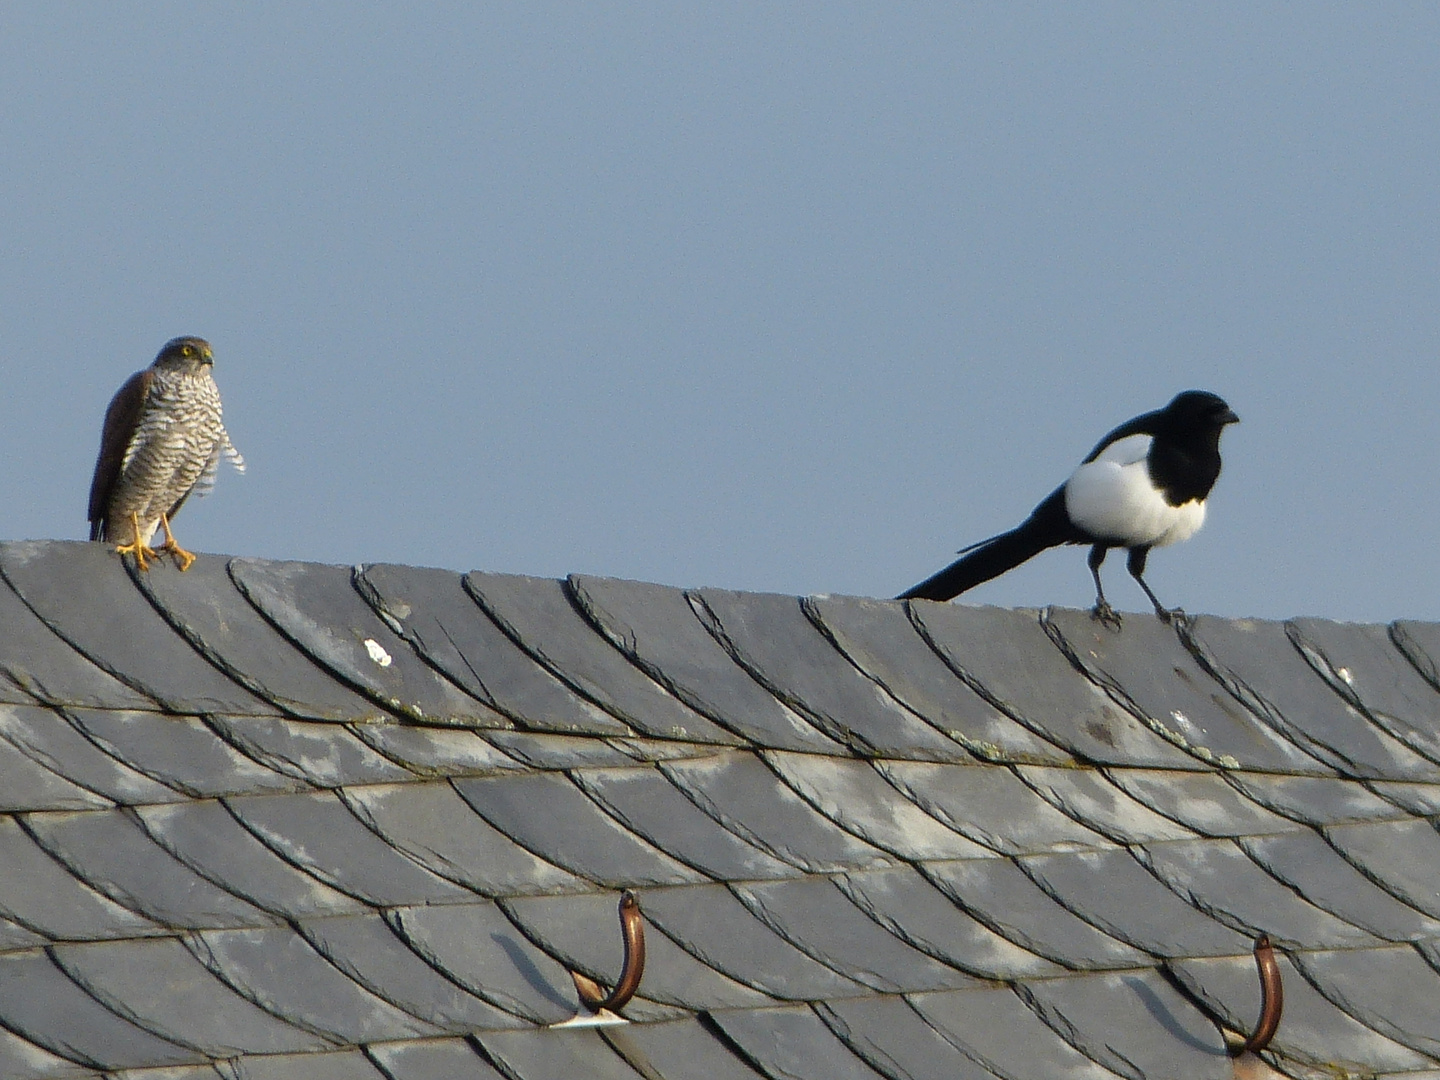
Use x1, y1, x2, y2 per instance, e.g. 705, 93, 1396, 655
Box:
357, 563, 623, 736
348, 724, 521, 777
228, 558, 497, 726
815, 995, 1004, 1080
203, 714, 411, 788
1294, 945, 1440, 1059
569, 574, 838, 752
0, 703, 185, 805
0, 728, 108, 812
1367, 779, 1440, 815
706, 1005, 886, 1080
1015, 765, 1198, 844
465, 571, 734, 744
476, 1028, 646, 1080
692, 588, 964, 759
366, 1038, 507, 1080
480, 730, 643, 769
0, 542, 271, 716
228, 1049, 389, 1080
1225, 771, 1410, 826
1103, 768, 1299, 838
599, 1019, 769, 1080
0, 1024, 98, 1079
1325, 818, 1440, 919
804, 593, 1074, 765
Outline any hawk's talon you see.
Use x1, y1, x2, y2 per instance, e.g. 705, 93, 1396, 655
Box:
113, 511, 157, 571
157, 515, 197, 572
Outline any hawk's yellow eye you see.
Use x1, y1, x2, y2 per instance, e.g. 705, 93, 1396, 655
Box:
181, 344, 194, 357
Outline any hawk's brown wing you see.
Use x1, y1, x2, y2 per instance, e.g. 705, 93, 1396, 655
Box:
87, 368, 151, 540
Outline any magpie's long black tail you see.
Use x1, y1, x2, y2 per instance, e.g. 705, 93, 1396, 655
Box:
898, 487, 1078, 602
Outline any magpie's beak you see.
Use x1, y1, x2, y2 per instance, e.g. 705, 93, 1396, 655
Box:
1221, 408, 1239, 425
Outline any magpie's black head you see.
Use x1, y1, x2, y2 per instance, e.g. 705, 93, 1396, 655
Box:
1160, 390, 1239, 432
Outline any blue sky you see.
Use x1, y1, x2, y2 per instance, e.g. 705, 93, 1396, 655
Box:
1, 5, 1436, 622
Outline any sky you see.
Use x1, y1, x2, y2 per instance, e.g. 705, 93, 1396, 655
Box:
0, 5, 1436, 623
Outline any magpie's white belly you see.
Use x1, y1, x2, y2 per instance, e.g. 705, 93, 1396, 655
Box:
1064, 446, 1206, 548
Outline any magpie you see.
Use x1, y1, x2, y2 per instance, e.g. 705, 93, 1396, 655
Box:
898, 390, 1239, 625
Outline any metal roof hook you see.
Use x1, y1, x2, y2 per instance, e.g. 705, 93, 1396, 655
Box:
1238, 934, 1284, 1056
552, 890, 647, 1028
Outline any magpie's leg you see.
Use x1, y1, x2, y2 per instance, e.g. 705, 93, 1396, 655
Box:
1126, 546, 1180, 622
1088, 545, 1122, 629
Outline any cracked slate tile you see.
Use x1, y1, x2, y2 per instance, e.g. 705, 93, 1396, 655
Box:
133, 801, 365, 920
1018, 847, 1251, 958
203, 715, 410, 788
24, 809, 274, 930
1294, 945, 1440, 1060
348, 724, 522, 778
187, 926, 442, 1043
0, 816, 159, 940
0, 542, 271, 717
1367, 780, 1440, 816
228, 558, 498, 727
1181, 614, 1430, 780
569, 574, 839, 753
1044, 607, 1329, 775
1225, 772, 1409, 827
659, 752, 892, 874
877, 759, 1107, 855
1323, 819, 1440, 920
0, 949, 201, 1071
707, 1004, 888, 1080
691, 588, 964, 760
837, 865, 1065, 980
366, 1037, 507, 1080
502, 891, 776, 1013
0, 726, 108, 812
599, 1018, 771, 1080
816, 995, 1005, 1080
571, 765, 801, 881
476, 1028, 648, 1080
640, 882, 870, 1000
1103, 768, 1299, 839
453, 771, 705, 888
1138, 837, 1380, 949
128, 552, 385, 723
919, 858, 1148, 970
1013, 765, 1197, 844
464, 572, 735, 745
766, 753, 993, 861
297, 912, 524, 1033
385, 902, 575, 1024
1020, 968, 1233, 1079
341, 782, 587, 896
225, 790, 475, 907
733, 876, 979, 993
908, 602, 1198, 768
0, 1023, 96, 1079
0, 703, 185, 805
479, 731, 641, 769
50, 938, 326, 1057
358, 565, 628, 738
909, 985, 1124, 1080
1172, 951, 1433, 1074
223, 1049, 388, 1080
804, 594, 1074, 766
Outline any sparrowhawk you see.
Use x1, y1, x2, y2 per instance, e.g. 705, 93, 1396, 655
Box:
87, 336, 244, 571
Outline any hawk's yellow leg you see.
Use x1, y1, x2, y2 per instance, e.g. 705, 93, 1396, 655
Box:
157, 513, 197, 572
113, 511, 159, 572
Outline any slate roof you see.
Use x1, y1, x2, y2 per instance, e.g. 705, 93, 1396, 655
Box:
0, 540, 1438, 1078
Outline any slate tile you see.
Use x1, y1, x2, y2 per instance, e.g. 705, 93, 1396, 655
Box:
837, 865, 1065, 980
707, 1005, 888, 1080
1367, 780, 1440, 816
226, 790, 475, 906
204, 715, 410, 788
692, 588, 964, 760
908, 602, 1198, 768
0, 949, 200, 1070
187, 926, 442, 1043
1225, 772, 1409, 827
1020, 968, 1234, 1079
0, 816, 159, 940
1172, 952, 1433, 1074
502, 892, 776, 1012
598, 1018, 770, 1080
1014, 765, 1197, 844
604, 736, 725, 763
569, 574, 838, 752
1239, 829, 1440, 942
128, 552, 384, 723
909, 986, 1123, 1080
815, 995, 1004, 1080
640, 882, 869, 1000
480, 731, 639, 769
0, 703, 185, 805
455, 771, 704, 888
228, 558, 497, 726
24, 809, 274, 930
341, 782, 586, 896
51, 938, 326, 1057
0, 542, 271, 716
877, 759, 1107, 855
0, 727, 108, 812
385, 902, 575, 1024
1104, 768, 1299, 839
1324, 819, 1440, 920
366, 1038, 506, 1080
134, 801, 365, 920
1138, 837, 1379, 948
349, 724, 522, 777
226, 1049, 388, 1080
297, 912, 524, 1032
1392, 619, 1440, 695
0, 1024, 95, 1080
766, 754, 993, 861
806, 593, 1074, 765
1181, 614, 1429, 780
465, 571, 734, 745
476, 1028, 647, 1080
107, 1066, 221, 1080
1045, 607, 1329, 775
1296, 945, 1440, 1059
1019, 847, 1251, 958
659, 752, 892, 873
572, 765, 801, 881
358, 563, 622, 736
63, 711, 297, 800
734, 877, 978, 993
919, 858, 1148, 970
0, 914, 45, 951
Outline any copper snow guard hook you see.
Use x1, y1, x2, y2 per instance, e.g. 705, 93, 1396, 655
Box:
1236, 934, 1283, 1056
570, 889, 646, 1015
